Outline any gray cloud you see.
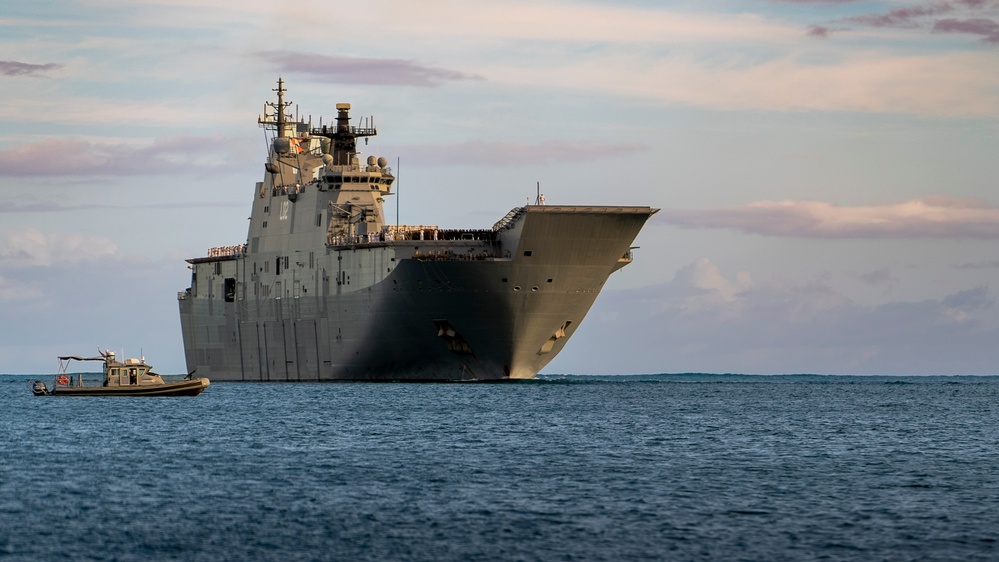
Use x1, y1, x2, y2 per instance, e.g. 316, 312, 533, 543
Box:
846, 6, 953, 28
854, 268, 899, 287
807, 25, 833, 37
933, 17, 999, 44
0, 60, 62, 77
258, 51, 482, 87
658, 197, 999, 239
804, 1, 999, 45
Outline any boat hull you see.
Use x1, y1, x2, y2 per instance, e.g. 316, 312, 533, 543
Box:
41, 378, 210, 396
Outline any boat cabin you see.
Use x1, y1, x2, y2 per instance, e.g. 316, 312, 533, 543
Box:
102, 353, 165, 387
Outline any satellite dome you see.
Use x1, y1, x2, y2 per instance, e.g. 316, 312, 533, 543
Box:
367, 155, 377, 166
377, 157, 388, 167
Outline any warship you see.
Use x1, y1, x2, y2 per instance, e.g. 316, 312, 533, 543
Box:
178, 80, 657, 381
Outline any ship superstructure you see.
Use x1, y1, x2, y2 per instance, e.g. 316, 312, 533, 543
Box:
178, 80, 657, 381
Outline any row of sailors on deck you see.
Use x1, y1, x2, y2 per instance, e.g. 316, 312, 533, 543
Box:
328, 230, 430, 246
328, 228, 492, 246
207, 244, 247, 257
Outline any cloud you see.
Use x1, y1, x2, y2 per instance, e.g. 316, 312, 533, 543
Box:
0, 228, 117, 268
0, 60, 62, 77
356, 1, 802, 46
933, 17, 999, 44
258, 51, 482, 87
494, 46, 999, 116
806, 1, 999, 45
382, 140, 647, 167
659, 197, 999, 239
0, 135, 245, 177
845, 6, 954, 28
0, 136, 644, 177
853, 267, 899, 288
669, 258, 753, 305
807, 25, 833, 37
559, 259, 999, 374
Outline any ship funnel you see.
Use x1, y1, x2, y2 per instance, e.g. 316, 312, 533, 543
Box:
336, 103, 351, 133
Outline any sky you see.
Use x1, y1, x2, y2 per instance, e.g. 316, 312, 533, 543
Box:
1, 0, 998, 375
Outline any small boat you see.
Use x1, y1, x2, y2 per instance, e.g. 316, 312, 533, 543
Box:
32, 350, 210, 397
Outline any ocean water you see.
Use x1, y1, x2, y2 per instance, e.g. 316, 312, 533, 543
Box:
2, 374, 998, 561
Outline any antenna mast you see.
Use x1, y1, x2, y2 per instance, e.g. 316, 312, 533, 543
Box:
259, 77, 291, 138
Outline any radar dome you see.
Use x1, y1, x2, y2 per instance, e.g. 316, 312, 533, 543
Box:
377, 157, 388, 167
367, 155, 377, 166
322, 154, 333, 165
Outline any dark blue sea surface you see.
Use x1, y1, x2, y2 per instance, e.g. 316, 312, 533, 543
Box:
2, 374, 998, 561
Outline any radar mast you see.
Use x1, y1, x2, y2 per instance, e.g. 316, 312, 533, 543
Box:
258, 77, 292, 138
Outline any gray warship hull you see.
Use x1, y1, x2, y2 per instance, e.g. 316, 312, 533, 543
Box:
179, 81, 656, 381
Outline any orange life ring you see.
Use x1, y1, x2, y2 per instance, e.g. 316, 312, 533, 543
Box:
57, 375, 70, 385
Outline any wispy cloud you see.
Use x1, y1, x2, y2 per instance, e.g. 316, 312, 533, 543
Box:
0, 135, 244, 177
659, 197, 999, 239
258, 52, 482, 87
0, 59, 61, 77
385, 140, 648, 167
845, 6, 954, 29
0, 228, 117, 268
572, 259, 998, 374
808, 1, 999, 45
853, 267, 900, 288
934, 17, 999, 43
386, 1, 801, 44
